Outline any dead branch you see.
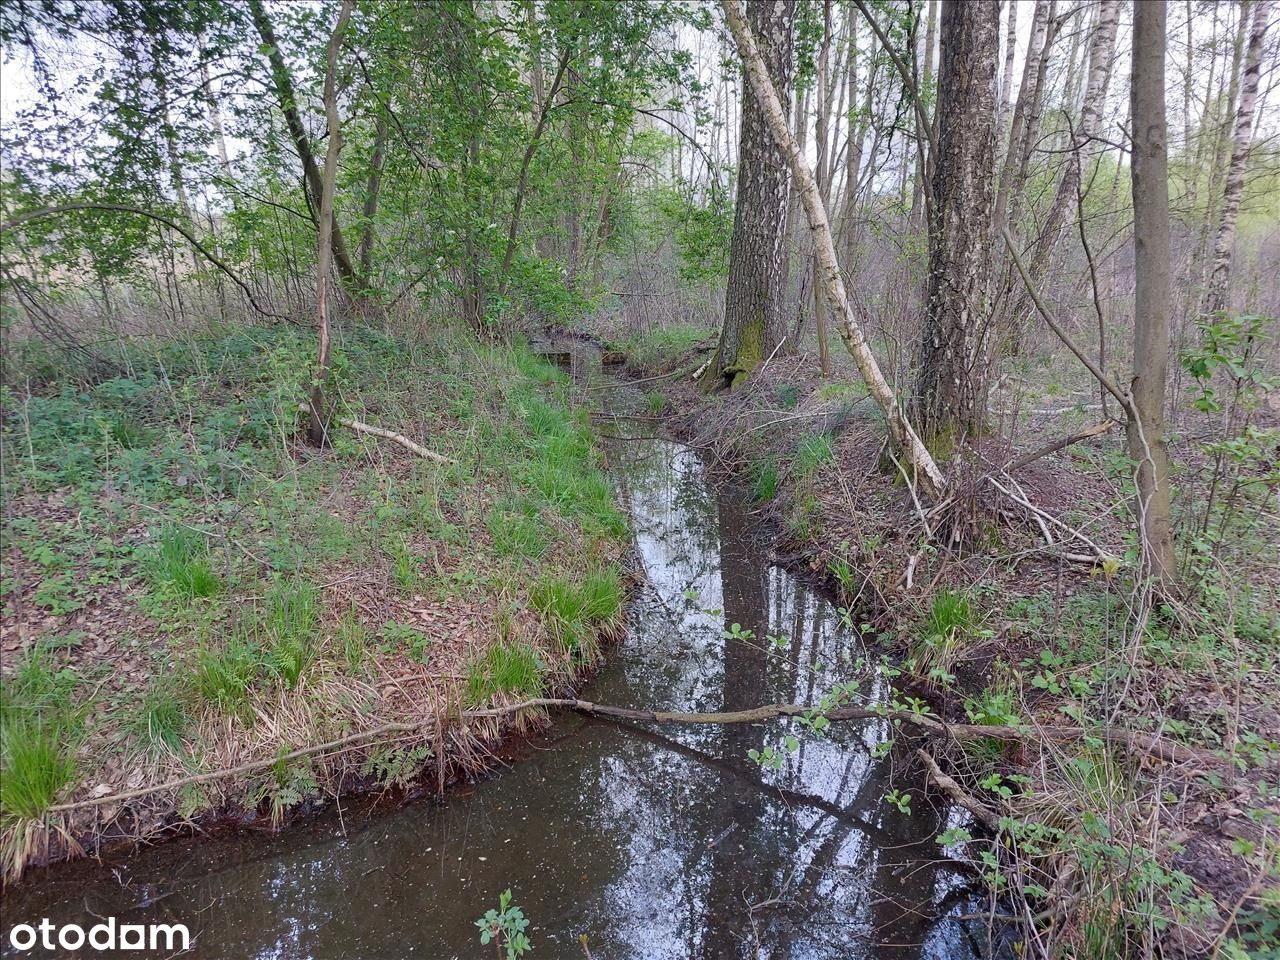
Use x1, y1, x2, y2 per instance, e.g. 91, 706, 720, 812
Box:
917, 748, 1001, 830
1005, 419, 1116, 472
339, 416, 454, 464
45, 696, 1215, 815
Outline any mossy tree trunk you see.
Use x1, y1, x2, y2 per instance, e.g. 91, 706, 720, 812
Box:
705, 0, 796, 392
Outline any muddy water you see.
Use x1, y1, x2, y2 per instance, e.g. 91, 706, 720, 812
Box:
2, 371, 1003, 959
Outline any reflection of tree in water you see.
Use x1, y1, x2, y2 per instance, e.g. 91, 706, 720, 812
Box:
700, 489, 770, 959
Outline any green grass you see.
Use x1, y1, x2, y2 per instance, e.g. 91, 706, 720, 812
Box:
531, 566, 625, 660
793, 434, 835, 480
465, 642, 545, 706
0, 719, 76, 820
614, 323, 713, 372
144, 525, 221, 599
909, 589, 975, 680
193, 636, 260, 717
0, 646, 80, 819
486, 499, 552, 559
138, 683, 189, 754
750, 457, 780, 501
263, 579, 319, 688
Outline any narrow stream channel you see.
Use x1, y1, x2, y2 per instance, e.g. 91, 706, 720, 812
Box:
2, 357, 1004, 959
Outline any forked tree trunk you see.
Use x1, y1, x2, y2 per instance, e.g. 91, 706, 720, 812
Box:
307, 0, 354, 446
706, 0, 796, 391
1203, 0, 1272, 316
719, 0, 946, 499
1128, 0, 1177, 584
911, 0, 999, 448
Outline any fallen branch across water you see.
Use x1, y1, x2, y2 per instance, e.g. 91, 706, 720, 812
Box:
45, 696, 1215, 814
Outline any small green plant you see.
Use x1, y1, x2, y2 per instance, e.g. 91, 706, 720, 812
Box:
263, 579, 319, 687
885, 788, 912, 814
193, 637, 260, 717
144, 526, 220, 599
476, 888, 532, 959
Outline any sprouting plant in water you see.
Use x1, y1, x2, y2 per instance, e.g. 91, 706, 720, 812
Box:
476, 888, 532, 959
722, 622, 754, 642
885, 788, 912, 815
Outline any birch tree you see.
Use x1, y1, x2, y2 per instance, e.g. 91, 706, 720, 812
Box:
306, 0, 354, 445
1203, 0, 1273, 316
719, 0, 946, 499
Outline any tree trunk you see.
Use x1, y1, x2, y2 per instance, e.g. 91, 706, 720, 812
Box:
910, 0, 939, 228
719, 0, 946, 499
812, 0, 833, 377
993, 0, 1052, 232
307, 0, 353, 446
1203, 0, 1272, 316
357, 112, 390, 287
248, 0, 361, 292
1023, 0, 1120, 289
911, 0, 999, 448
995, 0, 1018, 159
705, 0, 797, 391
1128, 0, 1177, 584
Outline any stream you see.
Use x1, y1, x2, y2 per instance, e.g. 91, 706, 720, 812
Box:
2, 356, 1005, 959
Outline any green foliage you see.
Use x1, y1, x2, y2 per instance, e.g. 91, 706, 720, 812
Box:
192, 635, 261, 718
263, 579, 319, 687
138, 682, 189, 754
475, 888, 532, 960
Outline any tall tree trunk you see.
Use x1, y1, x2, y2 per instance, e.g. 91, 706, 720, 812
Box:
995, 0, 1018, 159
719, 0, 946, 499
356, 112, 389, 287
248, 0, 361, 291
993, 0, 1052, 232
812, 0, 833, 377
911, 0, 939, 228
1202, 0, 1272, 315
911, 0, 999, 448
1128, 0, 1177, 584
307, 0, 353, 446
706, 0, 797, 391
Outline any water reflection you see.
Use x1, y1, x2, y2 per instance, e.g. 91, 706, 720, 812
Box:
2, 422, 998, 960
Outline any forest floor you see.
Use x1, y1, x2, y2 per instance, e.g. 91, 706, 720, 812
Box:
0, 322, 628, 880
602, 320, 1280, 958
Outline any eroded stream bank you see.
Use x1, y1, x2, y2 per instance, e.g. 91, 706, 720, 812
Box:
2, 358, 1008, 959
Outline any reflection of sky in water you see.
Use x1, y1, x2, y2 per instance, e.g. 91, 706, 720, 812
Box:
2, 421, 1000, 960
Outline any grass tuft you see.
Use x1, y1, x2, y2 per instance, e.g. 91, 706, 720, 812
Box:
465, 642, 545, 706
144, 525, 221, 599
